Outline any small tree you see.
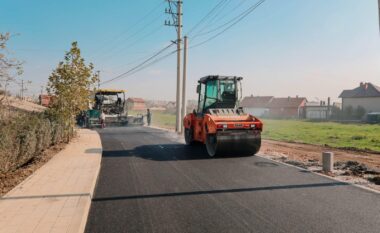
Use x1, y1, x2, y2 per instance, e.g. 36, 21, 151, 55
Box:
0, 32, 23, 103
354, 106, 366, 120
47, 42, 98, 137
343, 105, 353, 120
330, 105, 342, 120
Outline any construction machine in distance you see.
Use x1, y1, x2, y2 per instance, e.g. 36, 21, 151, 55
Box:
86, 89, 143, 128
183, 75, 263, 157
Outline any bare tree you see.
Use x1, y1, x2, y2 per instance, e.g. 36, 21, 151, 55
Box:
0, 32, 23, 103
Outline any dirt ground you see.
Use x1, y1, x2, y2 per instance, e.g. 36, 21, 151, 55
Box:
261, 140, 380, 191
262, 140, 380, 169
0, 95, 46, 113
0, 143, 67, 197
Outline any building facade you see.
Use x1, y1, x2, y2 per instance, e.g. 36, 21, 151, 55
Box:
266, 97, 307, 119
240, 96, 273, 117
240, 96, 307, 119
126, 98, 146, 111
339, 82, 380, 113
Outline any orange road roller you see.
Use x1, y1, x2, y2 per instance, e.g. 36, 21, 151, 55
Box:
183, 75, 263, 157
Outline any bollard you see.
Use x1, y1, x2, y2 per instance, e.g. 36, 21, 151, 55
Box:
322, 152, 334, 172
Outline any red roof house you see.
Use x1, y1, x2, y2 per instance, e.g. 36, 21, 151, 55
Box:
266, 97, 307, 118
127, 98, 146, 111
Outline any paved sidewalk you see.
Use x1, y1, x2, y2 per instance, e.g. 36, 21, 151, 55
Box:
0, 129, 102, 233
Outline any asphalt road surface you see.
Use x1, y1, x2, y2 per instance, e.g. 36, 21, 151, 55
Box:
85, 127, 380, 233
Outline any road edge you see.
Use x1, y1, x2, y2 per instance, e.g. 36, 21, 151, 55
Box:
257, 154, 380, 195
78, 129, 103, 233
148, 125, 379, 194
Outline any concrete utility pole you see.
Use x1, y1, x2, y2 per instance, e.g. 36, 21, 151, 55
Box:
20, 79, 31, 100
165, 0, 183, 133
181, 36, 188, 133
21, 79, 24, 99
97, 71, 101, 89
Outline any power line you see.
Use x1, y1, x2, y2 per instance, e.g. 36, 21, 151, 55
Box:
100, 24, 164, 61
192, 0, 261, 39
189, 0, 266, 49
186, 0, 229, 36
192, 0, 250, 39
92, 1, 165, 56
100, 42, 176, 85
117, 49, 177, 79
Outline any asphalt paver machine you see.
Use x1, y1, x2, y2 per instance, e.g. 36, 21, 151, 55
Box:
86, 89, 143, 127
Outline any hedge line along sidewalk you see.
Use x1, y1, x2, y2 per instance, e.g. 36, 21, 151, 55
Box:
0, 129, 102, 233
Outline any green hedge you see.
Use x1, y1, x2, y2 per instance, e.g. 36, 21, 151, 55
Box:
0, 113, 73, 172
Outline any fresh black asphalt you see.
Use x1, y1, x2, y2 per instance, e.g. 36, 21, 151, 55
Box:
85, 127, 380, 233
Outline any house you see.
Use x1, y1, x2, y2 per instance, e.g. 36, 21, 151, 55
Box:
266, 96, 307, 119
39, 94, 54, 107
165, 101, 176, 114
339, 82, 380, 114
240, 95, 307, 118
304, 98, 334, 120
126, 98, 146, 111
240, 96, 273, 117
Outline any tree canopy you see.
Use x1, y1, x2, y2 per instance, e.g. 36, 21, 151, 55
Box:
47, 41, 98, 128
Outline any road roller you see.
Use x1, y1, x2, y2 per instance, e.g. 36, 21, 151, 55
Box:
183, 75, 263, 157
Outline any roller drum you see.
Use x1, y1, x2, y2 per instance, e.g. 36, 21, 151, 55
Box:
205, 130, 261, 157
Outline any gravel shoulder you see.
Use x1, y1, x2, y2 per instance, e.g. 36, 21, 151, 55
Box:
261, 139, 380, 191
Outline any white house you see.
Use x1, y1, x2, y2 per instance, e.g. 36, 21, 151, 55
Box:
339, 82, 380, 113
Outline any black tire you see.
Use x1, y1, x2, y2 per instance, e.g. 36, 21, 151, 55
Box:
184, 128, 194, 145
205, 134, 217, 157
244, 137, 261, 156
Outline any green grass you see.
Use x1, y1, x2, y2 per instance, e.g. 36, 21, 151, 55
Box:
262, 119, 380, 152
129, 110, 176, 130
129, 109, 380, 152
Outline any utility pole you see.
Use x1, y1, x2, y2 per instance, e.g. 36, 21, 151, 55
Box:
97, 70, 100, 89
165, 0, 183, 133
21, 79, 24, 99
20, 79, 31, 100
181, 36, 188, 133
40, 85, 44, 105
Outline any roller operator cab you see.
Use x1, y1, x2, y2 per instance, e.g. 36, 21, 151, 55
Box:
183, 75, 263, 157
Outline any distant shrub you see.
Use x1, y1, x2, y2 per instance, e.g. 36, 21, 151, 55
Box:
351, 135, 366, 140
354, 106, 366, 120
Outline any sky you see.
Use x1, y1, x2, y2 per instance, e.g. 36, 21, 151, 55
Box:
1, 0, 380, 102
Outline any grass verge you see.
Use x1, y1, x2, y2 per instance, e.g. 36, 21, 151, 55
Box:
129, 110, 175, 130
129, 110, 380, 153
262, 119, 380, 153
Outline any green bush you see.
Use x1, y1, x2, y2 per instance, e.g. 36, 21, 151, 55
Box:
0, 112, 73, 172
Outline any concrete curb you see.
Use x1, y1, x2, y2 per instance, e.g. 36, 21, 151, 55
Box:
78, 131, 102, 233
148, 125, 176, 133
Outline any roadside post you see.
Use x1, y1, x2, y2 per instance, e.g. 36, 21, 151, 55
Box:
322, 152, 334, 172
